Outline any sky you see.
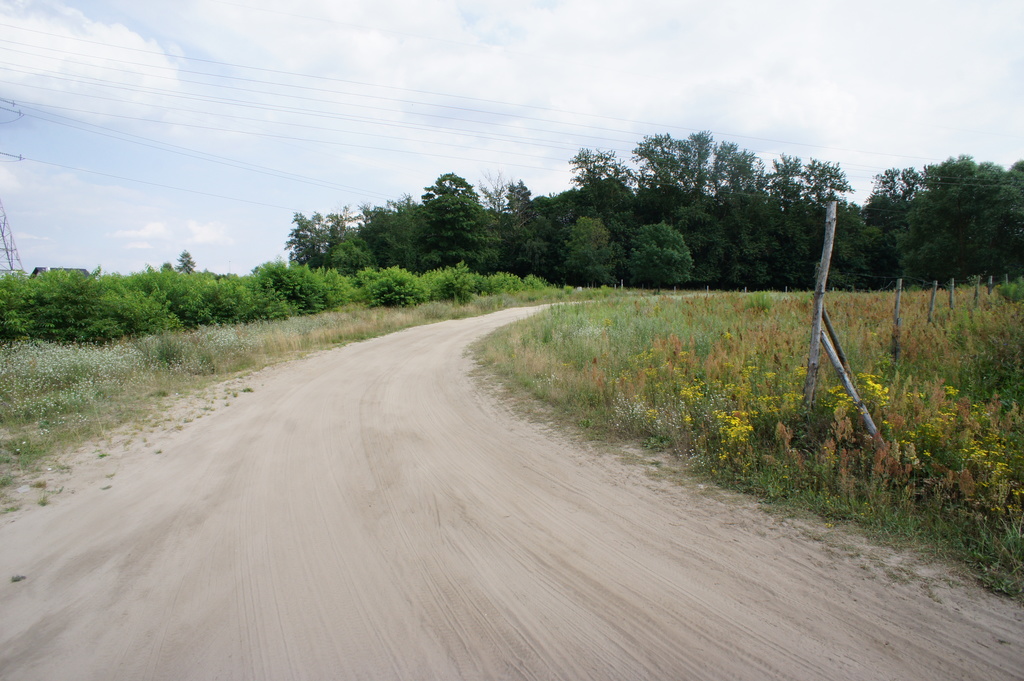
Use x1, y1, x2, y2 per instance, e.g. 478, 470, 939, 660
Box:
0, 0, 1022, 275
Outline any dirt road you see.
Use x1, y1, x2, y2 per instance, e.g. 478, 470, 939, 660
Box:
1, 307, 1021, 680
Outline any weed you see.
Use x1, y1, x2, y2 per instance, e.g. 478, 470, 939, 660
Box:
745, 291, 773, 313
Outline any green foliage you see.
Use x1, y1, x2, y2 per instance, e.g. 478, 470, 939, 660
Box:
357, 196, 422, 272
420, 262, 477, 304
627, 222, 692, 288
419, 173, 493, 271
480, 272, 526, 295
252, 261, 330, 315
522, 274, 550, 290
998, 277, 1024, 303
0, 272, 32, 341
286, 211, 354, 268
128, 267, 271, 327
328, 237, 376, 276
0, 260, 550, 346
175, 250, 196, 274
355, 266, 426, 308
901, 156, 1024, 280
564, 217, 615, 286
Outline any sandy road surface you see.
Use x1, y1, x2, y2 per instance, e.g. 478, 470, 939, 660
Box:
1, 306, 1022, 680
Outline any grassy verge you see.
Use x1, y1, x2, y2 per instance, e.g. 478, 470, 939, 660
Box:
0, 287, 609, 503
475, 289, 1024, 598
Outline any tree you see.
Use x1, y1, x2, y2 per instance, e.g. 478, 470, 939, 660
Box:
902, 156, 1024, 280
628, 222, 692, 289
564, 217, 615, 286
862, 167, 924, 278
286, 210, 353, 268
800, 159, 853, 205
328, 237, 376, 276
358, 196, 422, 271
175, 250, 196, 274
570, 148, 634, 189
419, 173, 492, 271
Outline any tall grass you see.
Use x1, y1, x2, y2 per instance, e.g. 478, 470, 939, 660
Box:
477, 289, 1024, 596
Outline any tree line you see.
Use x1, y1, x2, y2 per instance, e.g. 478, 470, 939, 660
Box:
288, 132, 1024, 289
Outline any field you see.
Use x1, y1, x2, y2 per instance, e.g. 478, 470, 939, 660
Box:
476, 288, 1024, 595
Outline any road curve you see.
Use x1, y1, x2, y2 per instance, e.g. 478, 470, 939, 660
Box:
1, 306, 1022, 680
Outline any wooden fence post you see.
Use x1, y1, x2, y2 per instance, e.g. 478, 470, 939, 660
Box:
804, 201, 837, 406
988, 275, 994, 295
928, 280, 938, 323
892, 278, 902, 362
974, 276, 980, 307
949, 278, 955, 310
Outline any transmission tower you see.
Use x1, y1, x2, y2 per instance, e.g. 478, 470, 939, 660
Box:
1, 194, 24, 273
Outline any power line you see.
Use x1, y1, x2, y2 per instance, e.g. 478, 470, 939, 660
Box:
25, 157, 302, 211
0, 21, 955, 164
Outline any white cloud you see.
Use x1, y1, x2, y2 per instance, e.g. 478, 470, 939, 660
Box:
186, 220, 233, 246
111, 222, 170, 240
13, 232, 53, 242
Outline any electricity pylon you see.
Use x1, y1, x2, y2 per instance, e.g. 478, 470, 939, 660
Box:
1, 194, 24, 273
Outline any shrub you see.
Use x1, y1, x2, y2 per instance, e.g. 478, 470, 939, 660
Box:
997, 277, 1024, 303
481, 272, 526, 295
251, 261, 327, 315
421, 263, 476, 304
0, 272, 32, 341
317, 268, 357, 309
523, 274, 550, 291
355, 267, 426, 307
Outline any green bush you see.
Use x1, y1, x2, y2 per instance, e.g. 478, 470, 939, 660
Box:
356, 266, 426, 307
481, 272, 526, 295
421, 263, 476, 304
522, 274, 550, 291
252, 261, 328, 315
26, 269, 134, 342
998, 277, 1024, 303
0, 272, 32, 341
318, 268, 357, 309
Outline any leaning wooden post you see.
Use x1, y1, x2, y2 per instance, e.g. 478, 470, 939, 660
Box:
949, 278, 955, 309
892, 278, 903, 363
928, 280, 938, 323
987, 275, 994, 295
823, 308, 852, 374
804, 201, 837, 406
820, 330, 879, 438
